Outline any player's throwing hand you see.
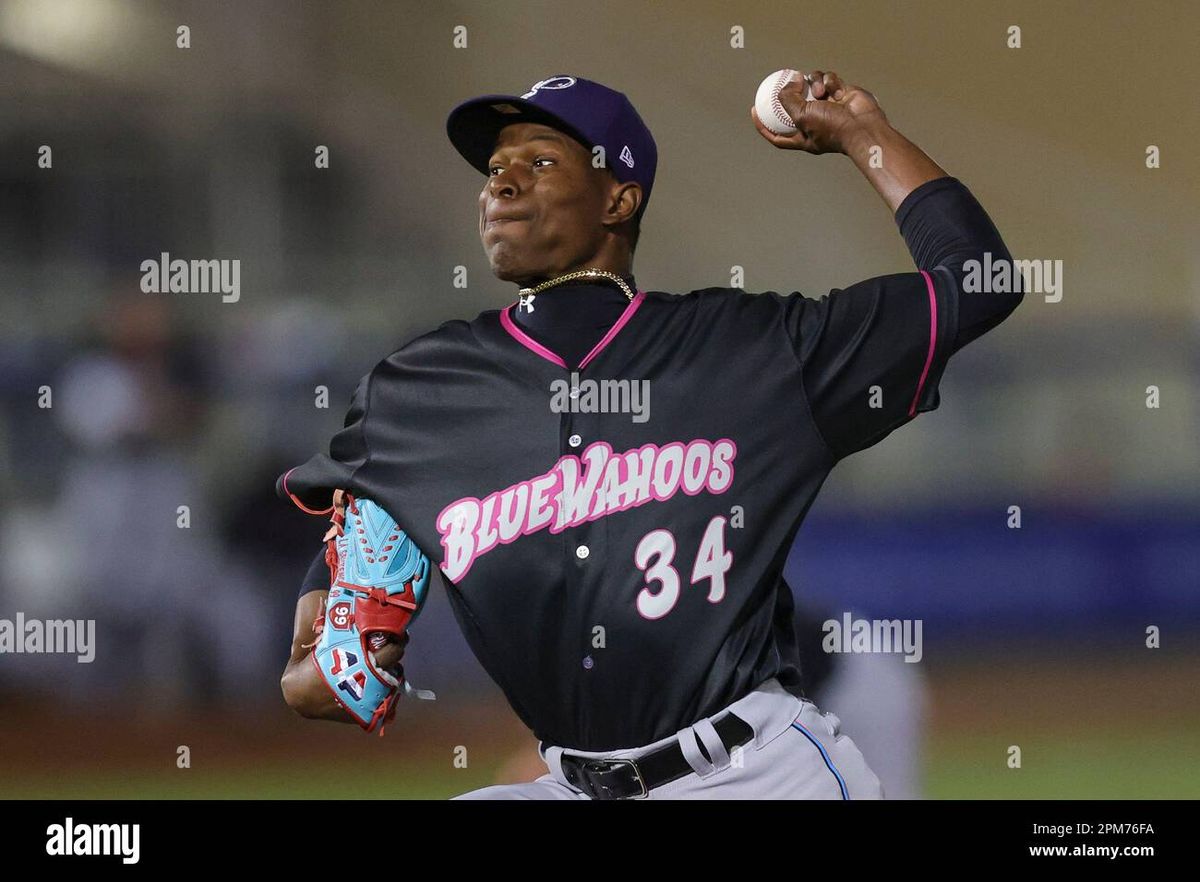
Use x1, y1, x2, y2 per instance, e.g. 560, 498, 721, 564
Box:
751, 69, 886, 155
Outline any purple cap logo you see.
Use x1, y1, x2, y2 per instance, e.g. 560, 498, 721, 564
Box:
520, 75, 578, 99
447, 74, 657, 220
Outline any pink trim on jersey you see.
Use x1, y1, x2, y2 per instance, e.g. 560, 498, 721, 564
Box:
499, 289, 647, 369
499, 307, 567, 368
907, 270, 939, 418
579, 290, 647, 369
282, 467, 335, 516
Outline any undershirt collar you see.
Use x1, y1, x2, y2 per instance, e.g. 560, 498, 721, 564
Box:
510, 275, 637, 370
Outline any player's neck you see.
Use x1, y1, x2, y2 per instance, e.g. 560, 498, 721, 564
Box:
518, 267, 633, 285
516, 242, 634, 289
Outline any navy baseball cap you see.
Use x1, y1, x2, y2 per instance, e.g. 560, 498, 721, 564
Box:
446, 74, 657, 219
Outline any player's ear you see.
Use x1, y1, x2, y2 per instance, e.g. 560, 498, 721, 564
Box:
603, 180, 643, 231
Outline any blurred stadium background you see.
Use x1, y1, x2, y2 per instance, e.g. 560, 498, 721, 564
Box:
0, 0, 1196, 799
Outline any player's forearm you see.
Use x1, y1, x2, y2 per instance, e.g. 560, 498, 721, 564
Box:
281, 588, 356, 723
281, 656, 357, 722
843, 120, 947, 214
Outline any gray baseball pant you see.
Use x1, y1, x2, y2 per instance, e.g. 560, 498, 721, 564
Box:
453, 677, 885, 800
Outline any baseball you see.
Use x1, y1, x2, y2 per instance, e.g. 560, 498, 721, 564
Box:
754, 68, 815, 135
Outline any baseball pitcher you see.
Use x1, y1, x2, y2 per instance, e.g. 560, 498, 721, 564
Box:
278, 70, 1023, 799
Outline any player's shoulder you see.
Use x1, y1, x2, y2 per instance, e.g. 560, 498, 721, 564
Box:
655, 285, 801, 307
376, 316, 480, 365
648, 285, 810, 326
643, 286, 746, 304
335, 319, 480, 405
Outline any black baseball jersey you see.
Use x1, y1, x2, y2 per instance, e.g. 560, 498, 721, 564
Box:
280, 177, 1021, 751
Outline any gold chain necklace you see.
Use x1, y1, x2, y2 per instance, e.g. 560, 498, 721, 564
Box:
517, 269, 634, 313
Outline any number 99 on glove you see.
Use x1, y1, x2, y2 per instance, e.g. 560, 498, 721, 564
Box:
311, 494, 435, 735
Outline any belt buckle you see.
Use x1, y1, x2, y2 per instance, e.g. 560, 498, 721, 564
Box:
582, 757, 649, 800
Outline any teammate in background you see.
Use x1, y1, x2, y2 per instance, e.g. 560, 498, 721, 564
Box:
279, 71, 1022, 799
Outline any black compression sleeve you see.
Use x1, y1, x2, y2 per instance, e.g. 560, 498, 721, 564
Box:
794, 176, 1023, 459
894, 176, 1024, 352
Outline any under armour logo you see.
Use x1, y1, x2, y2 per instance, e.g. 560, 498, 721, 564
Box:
619, 145, 635, 168
521, 75, 577, 99
518, 293, 536, 313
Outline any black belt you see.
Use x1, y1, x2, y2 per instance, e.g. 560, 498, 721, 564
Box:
557, 712, 755, 800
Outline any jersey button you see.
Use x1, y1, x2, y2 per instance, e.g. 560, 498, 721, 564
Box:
568, 433, 582, 448
575, 545, 590, 560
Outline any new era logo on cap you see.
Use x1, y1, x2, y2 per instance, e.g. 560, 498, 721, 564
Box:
620, 145, 635, 168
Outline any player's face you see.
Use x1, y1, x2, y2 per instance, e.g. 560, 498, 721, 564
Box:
479, 122, 613, 285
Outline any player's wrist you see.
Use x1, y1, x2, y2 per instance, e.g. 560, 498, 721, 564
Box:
839, 114, 895, 159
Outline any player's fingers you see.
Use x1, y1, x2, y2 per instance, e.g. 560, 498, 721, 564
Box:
804, 70, 826, 99
750, 105, 786, 144
821, 71, 846, 100
750, 104, 769, 133
372, 638, 406, 670
750, 104, 816, 151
